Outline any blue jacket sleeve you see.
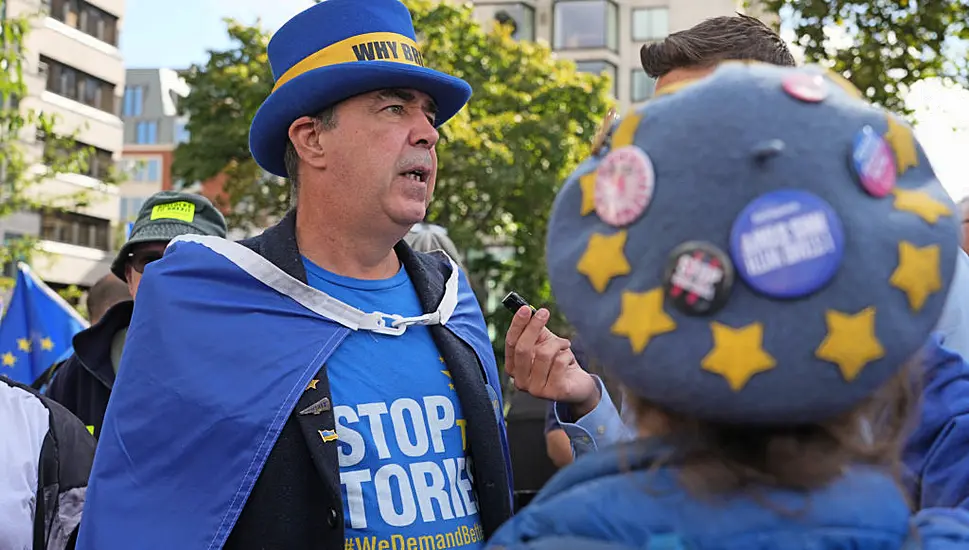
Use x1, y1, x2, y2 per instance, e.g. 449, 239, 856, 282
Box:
903, 333, 969, 509
911, 508, 969, 549
933, 249, 969, 360
552, 376, 636, 457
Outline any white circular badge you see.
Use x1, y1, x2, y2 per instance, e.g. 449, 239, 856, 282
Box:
594, 146, 655, 227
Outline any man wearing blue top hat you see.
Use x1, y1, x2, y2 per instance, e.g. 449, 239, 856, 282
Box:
77, 1, 513, 549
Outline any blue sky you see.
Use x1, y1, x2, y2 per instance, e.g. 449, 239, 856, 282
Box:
121, 0, 969, 200
120, 0, 311, 69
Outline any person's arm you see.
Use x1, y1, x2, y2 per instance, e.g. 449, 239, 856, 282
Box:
545, 429, 574, 468
903, 333, 969, 510
933, 249, 969, 359
551, 376, 636, 458
504, 307, 637, 459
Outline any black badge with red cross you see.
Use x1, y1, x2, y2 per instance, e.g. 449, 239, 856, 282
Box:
663, 241, 734, 316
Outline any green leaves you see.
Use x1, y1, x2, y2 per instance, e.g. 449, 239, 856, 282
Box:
760, 0, 969, 116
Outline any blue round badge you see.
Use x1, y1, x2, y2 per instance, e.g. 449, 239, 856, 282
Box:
730, 190, 845, 299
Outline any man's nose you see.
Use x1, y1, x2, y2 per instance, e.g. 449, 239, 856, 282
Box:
411, 115, 439, 149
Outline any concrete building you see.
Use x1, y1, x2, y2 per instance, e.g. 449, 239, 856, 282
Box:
1, 0, 125, 289
469, 0, 753, 111
118, 68, 191, 222
118, 67, 240, 238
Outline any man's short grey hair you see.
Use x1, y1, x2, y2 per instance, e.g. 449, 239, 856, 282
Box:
283, 106, 338, 208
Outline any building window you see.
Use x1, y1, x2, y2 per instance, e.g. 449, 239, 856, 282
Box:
553, 0, 618, 51
174, 118, 190, 144
49, 0, 119, 46
38, 133, 115, 181
575, 60, 617, 96
473, 3, 535, 41
123, 86, 144, 117
41, 56, 116, 114
119, 197, 148, 221
631, 69, 657, 102
632, 7, 669, 41
40, 210, 110, 251
135, 121, 158, 144
128, 158, 161, 182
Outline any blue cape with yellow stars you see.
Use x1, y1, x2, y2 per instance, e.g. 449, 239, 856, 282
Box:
75, 235, 505, 550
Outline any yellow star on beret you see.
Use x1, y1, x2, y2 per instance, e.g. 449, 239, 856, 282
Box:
815, 307, 885, 381
884, 114, 919, 174
701, 322, 776, 392
890, 241, 941, 312
653, 78, 702, 99
892, 188, 951, 224
610, 288, 676, 353
825, 69, 864, 99
579, 172, 597, 216
610, 112, 643, 149
577, 231, 631, 293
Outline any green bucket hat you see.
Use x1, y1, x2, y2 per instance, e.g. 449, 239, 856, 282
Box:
111, 191, 227, 281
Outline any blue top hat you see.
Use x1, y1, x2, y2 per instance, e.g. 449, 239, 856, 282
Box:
249, 0, 472, 177
546, 62, 960, 424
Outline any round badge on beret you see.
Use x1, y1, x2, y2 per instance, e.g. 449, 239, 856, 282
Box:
594, 146, 655, 227
663, 241, 734, 316
850, 125, 896, 198
782, 73, 828, 103
730, 190, 845, 299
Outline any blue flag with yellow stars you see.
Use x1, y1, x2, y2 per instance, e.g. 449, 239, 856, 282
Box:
0, 262, 88, 385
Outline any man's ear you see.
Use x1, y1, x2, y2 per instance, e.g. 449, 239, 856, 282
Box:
288, 116, 327, 170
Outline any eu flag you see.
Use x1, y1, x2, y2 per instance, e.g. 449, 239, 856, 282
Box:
0, 262, 88, 385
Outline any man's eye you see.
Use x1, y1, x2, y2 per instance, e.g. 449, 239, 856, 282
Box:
386, 105, 405, 114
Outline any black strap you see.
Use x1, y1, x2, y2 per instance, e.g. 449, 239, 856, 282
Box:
33, 430, 57, 550
31, 360, 65, 391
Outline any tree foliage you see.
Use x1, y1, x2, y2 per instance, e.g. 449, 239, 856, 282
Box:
756, 0, 969, 115
0, 12, 115, 269
173, 0, 614, 364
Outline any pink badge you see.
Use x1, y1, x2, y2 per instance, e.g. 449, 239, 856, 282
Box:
594, 146, 655, 227
850, 125, 896, 197
782, 73, 828, 103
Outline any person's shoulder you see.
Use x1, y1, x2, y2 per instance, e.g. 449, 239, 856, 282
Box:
1, 376, 94, 446
489, 465, 668, 548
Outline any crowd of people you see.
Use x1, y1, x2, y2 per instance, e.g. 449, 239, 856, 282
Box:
5, 0, 969, 548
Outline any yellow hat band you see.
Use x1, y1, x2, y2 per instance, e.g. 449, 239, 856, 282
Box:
273, 32, 425, 93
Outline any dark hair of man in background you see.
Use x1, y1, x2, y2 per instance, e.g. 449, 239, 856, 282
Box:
86, 273, 132, 325
640, 13, 796, 79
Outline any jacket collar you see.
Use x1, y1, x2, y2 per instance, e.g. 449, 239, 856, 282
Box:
252, 210, 449, 307
72, 299, 135, 389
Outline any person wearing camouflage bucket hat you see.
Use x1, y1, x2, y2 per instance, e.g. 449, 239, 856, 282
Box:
110, 190, 227, 291
46, 190, 226, 439
486, 63, 969, 549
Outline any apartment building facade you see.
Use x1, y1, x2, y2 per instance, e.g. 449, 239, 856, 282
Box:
469, 0, 753, 111
118, 68, 191, 223
1, 0, 125, 289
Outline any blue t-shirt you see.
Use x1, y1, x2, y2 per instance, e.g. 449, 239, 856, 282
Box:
303, 258, 485, 550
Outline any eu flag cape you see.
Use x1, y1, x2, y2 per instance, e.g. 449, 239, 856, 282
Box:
76, 235, 505, 550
